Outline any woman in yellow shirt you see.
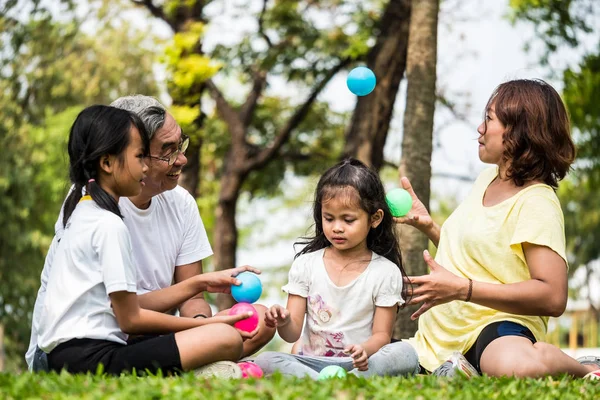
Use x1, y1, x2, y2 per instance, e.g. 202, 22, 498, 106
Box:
399, 79, 599, 378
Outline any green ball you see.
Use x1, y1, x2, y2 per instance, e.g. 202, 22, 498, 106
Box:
386, 188, 413, 217
317, 365, 347, 380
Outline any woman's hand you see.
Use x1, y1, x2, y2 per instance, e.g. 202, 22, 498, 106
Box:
393, 177, 434, 233
405, 250, 469, 320
265, 304, 290, 328
344, 344, 368, 371
200, 265, 261, 294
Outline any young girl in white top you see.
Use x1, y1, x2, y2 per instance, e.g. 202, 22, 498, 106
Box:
38, 105, 258, 375
254, 159, 419, 378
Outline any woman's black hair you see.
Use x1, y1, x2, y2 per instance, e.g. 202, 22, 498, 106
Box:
295, 158, 409, 300
62, 105, 150, 227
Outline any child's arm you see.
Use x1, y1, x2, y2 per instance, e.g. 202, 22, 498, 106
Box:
137, 265, 261, 313
109, 291, 254, 335
345, 305, 396, 371
266, 294, 306, 343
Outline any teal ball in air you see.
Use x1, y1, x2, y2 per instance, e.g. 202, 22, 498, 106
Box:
386, 188, 413, 217
231, 272, 263, 304
346, 67, 376, 96
317, 365, 347, 380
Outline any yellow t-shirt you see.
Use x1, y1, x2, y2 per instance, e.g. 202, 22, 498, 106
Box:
408, 167, 568, 372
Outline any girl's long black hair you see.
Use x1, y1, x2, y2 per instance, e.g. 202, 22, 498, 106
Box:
62, 105, 150, 227
295, 158, 409, 300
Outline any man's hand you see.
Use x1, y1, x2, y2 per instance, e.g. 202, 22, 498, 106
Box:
344, 344, 368, 371
265, 304, 290, 329
200, 265, 261, 294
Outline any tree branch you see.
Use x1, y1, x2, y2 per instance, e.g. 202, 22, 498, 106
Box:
258, 0, 273, 48
240, 70, 267, 127
244, 58, 351, 171
130, 0, 178, 32
205, 79, 245, 146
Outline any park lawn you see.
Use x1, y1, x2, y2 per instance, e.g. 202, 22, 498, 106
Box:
1, 372, 599, 399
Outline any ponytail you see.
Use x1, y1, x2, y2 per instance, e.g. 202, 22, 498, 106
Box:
86, 179, 121, 222
62, 182, 84, 228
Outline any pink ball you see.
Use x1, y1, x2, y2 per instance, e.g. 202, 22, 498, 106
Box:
238, 361, 264, 378
228, 302, 259, 332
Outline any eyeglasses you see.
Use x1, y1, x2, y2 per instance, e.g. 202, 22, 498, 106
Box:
147, 133, 189, 166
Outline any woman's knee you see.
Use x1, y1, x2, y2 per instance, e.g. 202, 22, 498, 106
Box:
515, 342, 557, 376
481, 340, 553, 378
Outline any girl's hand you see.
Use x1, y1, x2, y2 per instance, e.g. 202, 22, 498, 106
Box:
201, 265, 261, 293
405, 250, 469, 320
394, 177, 434, 233
203, 313, 259, 340
344, 344, 368, 371
265, 304, 290, 328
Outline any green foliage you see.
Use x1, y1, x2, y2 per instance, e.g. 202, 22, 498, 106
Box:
1, 372, 599, 399
563, 53, 600, 183
508, 0, 594, 60
559, 176, 600, 272
211, 1, 378, 84
164, 22, 221, 94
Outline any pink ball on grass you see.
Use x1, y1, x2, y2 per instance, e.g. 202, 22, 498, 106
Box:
228, 302, 259, 332
238, 361, 264, 378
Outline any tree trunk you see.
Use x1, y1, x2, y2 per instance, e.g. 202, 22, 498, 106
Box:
0, 324, 4, 372
180, 140, 201, 197
343, 0, 411, 170
395, 0, 439, 339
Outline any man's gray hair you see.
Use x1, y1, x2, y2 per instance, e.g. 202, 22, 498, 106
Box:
110, 95, 167, 139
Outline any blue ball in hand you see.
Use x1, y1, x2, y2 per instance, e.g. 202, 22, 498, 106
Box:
346, 67, 376, 96
231, 271, 263, 304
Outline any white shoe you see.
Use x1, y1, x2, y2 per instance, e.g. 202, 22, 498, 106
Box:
432, 352, 480, 378
584, 370, 600, 380
194, 361, 243, 379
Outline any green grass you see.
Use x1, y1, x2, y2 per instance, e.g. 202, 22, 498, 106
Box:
1, 372, 599, 399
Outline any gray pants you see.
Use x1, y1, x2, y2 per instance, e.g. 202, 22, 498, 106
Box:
254, 341, 419, 379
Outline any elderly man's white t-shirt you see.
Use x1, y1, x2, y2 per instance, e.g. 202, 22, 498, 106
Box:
282, 248, 404, 357
38, 201, 137, 352
116, 186, 213, 294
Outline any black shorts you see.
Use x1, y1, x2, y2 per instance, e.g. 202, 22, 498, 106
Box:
47, 334, 182, 375
463, 321, 536, 372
